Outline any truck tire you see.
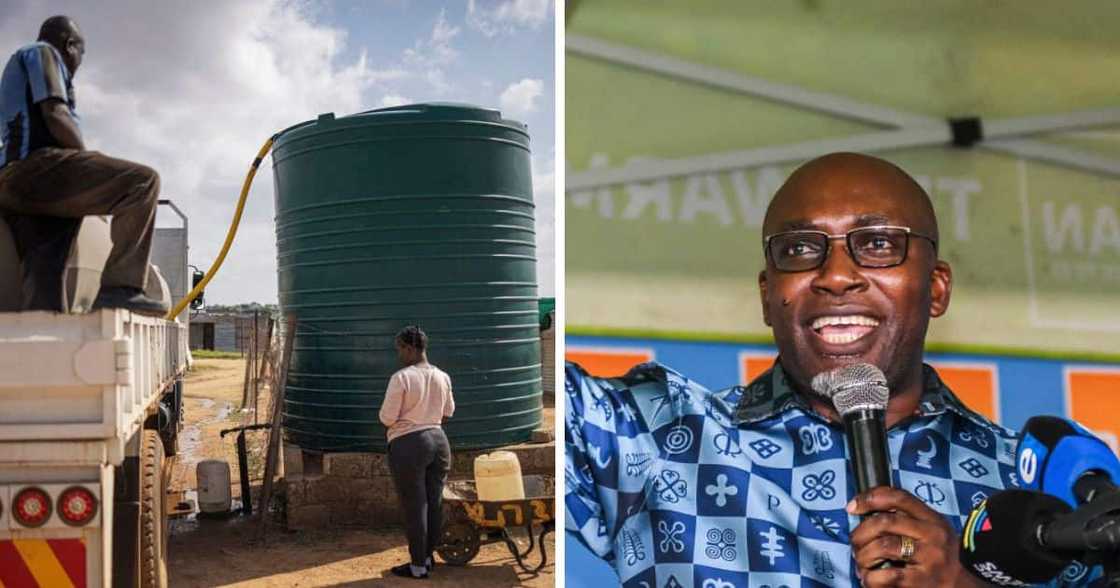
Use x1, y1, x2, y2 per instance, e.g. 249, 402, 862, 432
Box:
140, 430, 169, 588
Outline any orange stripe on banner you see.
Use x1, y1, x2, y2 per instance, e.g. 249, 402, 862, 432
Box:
1067, 369, 1120, 454
0, 540, 39, 588
566, 348, 654, 378
929, 364, 998, 423
740, 354, 777, 385
48, 539, 86, 588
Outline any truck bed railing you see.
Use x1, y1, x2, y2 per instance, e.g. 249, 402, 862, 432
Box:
0, 309, 188, 465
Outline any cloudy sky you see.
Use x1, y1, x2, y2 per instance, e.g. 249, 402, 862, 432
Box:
0, 0, 555, 303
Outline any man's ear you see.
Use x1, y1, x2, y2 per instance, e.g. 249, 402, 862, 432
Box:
929, 260, 952, 318
759, 270, 772, 326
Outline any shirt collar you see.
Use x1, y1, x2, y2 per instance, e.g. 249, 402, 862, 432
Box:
731, 360, 990, 429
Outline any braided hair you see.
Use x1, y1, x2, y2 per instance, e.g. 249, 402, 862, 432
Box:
395, 325, 427, 351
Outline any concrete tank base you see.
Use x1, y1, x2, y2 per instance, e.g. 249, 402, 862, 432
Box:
281, 440, 554, 530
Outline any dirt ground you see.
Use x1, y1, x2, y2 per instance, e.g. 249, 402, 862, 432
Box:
168, 357, 555, 587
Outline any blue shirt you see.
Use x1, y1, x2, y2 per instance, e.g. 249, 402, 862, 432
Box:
0, 42, 79, 168
565, 361, 1102, 587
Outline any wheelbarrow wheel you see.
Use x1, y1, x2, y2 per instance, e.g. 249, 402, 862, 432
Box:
436, 521, 480, 566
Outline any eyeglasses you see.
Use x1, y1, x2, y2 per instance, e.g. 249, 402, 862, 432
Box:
763, 225, 937, 272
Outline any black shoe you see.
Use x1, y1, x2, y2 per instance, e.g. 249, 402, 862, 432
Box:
93, 287, 169, 317
389, 563, 428, 580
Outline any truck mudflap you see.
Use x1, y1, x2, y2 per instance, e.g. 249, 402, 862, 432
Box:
0, 538, 87, 588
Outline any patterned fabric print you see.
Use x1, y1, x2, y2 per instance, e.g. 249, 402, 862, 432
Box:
565, 361, 1102, 587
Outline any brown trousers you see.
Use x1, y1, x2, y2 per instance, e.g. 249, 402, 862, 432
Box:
0, 147, 160, 289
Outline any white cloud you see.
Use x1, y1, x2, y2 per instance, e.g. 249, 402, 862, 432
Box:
431, 9, 460, 46
403, 8, 460, 93
379, 94, 411, 108
499, 78, 543, 116
531, 152, 556, 296
467, 0, 552, 37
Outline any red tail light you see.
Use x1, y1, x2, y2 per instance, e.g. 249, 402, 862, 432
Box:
58, 486, 98, 526
13, 487, 51, 527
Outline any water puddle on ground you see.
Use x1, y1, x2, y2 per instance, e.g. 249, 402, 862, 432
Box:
214, 402, 232, 422
170, 396, 240, 537
170, 488, 246, 536
176, 400, 235, 467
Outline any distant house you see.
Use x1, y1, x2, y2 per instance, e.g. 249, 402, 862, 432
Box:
189, 312, 268, 353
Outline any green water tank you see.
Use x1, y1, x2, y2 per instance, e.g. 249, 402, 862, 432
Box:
272, 103, 541, 452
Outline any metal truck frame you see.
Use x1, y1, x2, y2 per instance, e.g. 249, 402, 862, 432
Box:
0, 203, 190, 588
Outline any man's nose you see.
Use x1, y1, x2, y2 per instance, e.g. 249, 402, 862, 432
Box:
810, 239, 869, 296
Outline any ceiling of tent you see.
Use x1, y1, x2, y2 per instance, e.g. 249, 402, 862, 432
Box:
568, 1, 1120, 115
565, 1, 1120, 358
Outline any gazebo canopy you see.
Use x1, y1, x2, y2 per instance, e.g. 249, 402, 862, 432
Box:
566, 0, 1120, 358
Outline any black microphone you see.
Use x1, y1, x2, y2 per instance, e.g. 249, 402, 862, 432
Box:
812, 364, 898, 570
1016, 416, 1120, 507
1076, 472, 1120, 505
959, 489, 1076, 585
811, 363, 893, 496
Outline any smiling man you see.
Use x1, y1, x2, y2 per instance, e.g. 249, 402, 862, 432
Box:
759, 153, 950, 433
565, 153, 1098, 587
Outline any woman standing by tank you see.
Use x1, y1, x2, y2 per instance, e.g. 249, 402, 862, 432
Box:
379, 325, 455, 580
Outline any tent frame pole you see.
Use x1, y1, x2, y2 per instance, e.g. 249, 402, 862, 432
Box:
566, 34, 1120, 190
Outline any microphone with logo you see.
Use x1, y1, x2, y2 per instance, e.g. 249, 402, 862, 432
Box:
1014, 416, 1120, 584
958, 489, 1077, 585
958, 485, 1120, 586
1016, 415, 1120, 507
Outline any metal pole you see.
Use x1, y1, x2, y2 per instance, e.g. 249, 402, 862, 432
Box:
237, 431, 252, 515
565, 34, 1120, 189
251, 310, 259, 415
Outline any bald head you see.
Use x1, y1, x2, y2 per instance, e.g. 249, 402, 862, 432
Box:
763, 152, 939, 244
38, 16, 78, 46
37, 16, 84, 74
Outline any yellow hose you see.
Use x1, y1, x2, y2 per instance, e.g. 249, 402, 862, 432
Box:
166, 135, 276, 320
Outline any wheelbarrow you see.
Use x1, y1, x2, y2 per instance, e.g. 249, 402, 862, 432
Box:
436, 474, 554, 574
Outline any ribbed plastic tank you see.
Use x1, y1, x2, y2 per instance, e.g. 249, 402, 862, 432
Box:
272, 103, 541, 452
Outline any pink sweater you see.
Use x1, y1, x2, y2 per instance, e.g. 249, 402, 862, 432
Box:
378, 363, 455, 443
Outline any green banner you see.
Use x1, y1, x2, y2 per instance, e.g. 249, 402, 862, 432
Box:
568, 145, 1120, 355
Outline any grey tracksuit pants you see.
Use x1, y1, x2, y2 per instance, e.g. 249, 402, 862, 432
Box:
388, 427, 451, 567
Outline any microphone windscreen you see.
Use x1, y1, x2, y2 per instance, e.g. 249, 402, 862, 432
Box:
1021, 416, 1082, 447
1017, 416, 1120, 506
959, 489, 1074, 585
810, 363, 888, 415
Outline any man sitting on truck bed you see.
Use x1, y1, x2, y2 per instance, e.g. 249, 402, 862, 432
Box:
0, 15, 168, 316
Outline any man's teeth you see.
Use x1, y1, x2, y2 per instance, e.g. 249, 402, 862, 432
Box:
811, 315, 880, 330
821, 332, 864, 344
811, 315, 880, 345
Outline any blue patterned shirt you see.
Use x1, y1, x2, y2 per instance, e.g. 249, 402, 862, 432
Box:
0, 42, 79, 167
565, 361, 1102, 587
